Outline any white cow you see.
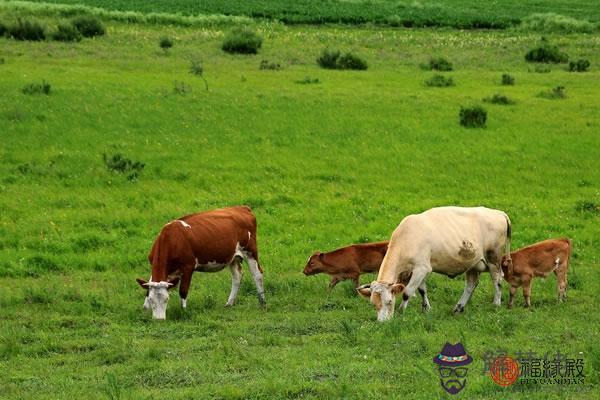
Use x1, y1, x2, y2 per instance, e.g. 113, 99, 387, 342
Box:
357, 206, 511, 321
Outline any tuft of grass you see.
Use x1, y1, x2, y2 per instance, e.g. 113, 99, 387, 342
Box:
23, 287, 53, 305
102, 153, 144, 180
519, 13, 595, 33
459, 105, 487, 128
172, 80, 191, 96
483, 93, 515, 105
221, 27, 262, 54
426, 56, 453, 71
317, 48, 340, 69
525, 39, 568, 63
538, 85, 566, 99
159, 35, 173, 53
104, 373, 123, 400
568, 59, 590, 72
7, 18, 45, 41
575, 200, 600, 215
22, 80, 51, 95
531, 64, 551, 73
425, 74, 454, 87
71, 15, 105, 37
51, 22, 82, 42
295, 76, 320, 84
317, 49, 367, 70
189, 59, 208, 91
259, 60, 282, 70
501, 73, 515, 85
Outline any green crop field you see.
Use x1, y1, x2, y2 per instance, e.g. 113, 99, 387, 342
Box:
1, 2, 600, 400
15, 0, 600, 28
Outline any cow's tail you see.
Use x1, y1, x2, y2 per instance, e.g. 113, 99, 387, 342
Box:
504, 213, 512, 277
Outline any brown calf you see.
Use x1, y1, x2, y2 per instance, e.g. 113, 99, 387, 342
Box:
501, 238, 571, 308
303, 241, 389, 289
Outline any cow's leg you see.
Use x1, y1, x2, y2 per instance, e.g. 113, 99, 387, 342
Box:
418, 280, 431, 312
555, 263, 568, 302
246, 256, 266, 305
328, 276, 342, 289
522, 275, 532, 308
225, 261, 243, 307
490, 267, 503, 306
454, 269, 480, 313
508, 285, 517, 309
179, 268, 193, 309
399, 267, 429, 312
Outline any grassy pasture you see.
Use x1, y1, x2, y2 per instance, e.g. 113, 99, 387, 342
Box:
16, 0, 600, 28
1, 11, 600, 400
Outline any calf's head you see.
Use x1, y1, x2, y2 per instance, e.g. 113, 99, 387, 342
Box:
136, 278, 178, 320
357, 281, 405, 322
500, 255, 513, 279
303, 252, 325, 275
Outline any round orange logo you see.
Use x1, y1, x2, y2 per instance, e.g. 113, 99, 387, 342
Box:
489, 356, 520, 387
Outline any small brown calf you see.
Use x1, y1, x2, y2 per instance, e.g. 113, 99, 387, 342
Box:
501, 238, 571, 308
303, 241, 389, 289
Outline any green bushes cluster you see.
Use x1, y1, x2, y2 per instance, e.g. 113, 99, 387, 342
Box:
7, 18, 46, 41
71, 15, 106, 37
483, 94, 515, 105
316, 49, 368, 70
222, 27, 262, 54
501, 73, 515, 85
525, 40, 568, 63
568, 59, 590, 72
427, 57, 453, 71
1, 15, 105, 42
425, 74, 454, 87
459, 106, 487, 128
538, 86, 566, 99
159, 36, 173, 53
22, 81, 51, 95
102, 153, 145, 181
51, 23, 82, 42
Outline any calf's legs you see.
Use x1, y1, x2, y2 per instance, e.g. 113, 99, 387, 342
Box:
508, 285, 517, 309
522, 276, 532, 307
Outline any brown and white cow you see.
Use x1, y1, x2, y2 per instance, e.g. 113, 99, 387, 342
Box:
501, 238, 571, 308
357, 206, 511, 321
136, 206, 265, 319
303, 241, 389, 288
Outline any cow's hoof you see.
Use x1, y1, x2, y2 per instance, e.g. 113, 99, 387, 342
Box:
225, 301, 234, 307
422, 305, 431, 313
453, 305, 464, 313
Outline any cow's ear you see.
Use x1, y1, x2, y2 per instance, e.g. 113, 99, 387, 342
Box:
167, 276, 180, 289
136, 278, 149, 288
357, 284, 372, 298
318, 252, 324, 261
391, 283, 405, 295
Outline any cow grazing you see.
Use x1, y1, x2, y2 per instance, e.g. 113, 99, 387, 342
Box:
136, 206, 265, 319
303, 241, 389, 289
357, 206, 511, 321
501, 238, 571, 308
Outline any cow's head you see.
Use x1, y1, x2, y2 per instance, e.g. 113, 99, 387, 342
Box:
500, 255, 513, 279
136, 278, 178, 320
303, 252, 325, 276
357, 281, 405, 322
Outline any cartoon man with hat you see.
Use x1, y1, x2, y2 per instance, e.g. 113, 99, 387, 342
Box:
433, 342, 473, 395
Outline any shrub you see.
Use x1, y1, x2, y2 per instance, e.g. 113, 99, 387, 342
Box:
172, 80, 191, 96
568, 59, 590, 72
71, 15, 105, 37
525, 40, 568, 63
221, 27, 262, 54
520, 13, 594, 34
483, 94, 515, 105
189, 59, 208, 91
317, 48, 340, 69
337, 52, 368, 70
575, 201, 600, 214
102, 153, 144, 180
538, 85, 566, 99
51, 23, 82, 42
8, 19, 46, 41
425, 74, 454, 87
22, 81, 51, 95
428, 56, 453, 71
159, 36, 173, 53
259, 60, 282, 70
501, 73, 515, 85
0, 20, 7, 36
459, 106, 487, 128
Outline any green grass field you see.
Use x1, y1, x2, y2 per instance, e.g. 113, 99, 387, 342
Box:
1, 4, 600, 400
16, 0, 600, 28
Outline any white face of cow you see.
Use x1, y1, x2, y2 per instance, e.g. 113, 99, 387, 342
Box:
145, 282, 171, 320
357, 281, 405, 322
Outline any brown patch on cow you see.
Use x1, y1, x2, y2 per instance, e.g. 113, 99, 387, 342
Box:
372, 292, 383, 310
458, 240, 476, 259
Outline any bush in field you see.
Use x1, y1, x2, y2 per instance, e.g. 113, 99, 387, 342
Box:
8, 19, 45, 41
538, 86, 566, 99
172, 80, 191, 95
159, 36, 173, 53
317, 49, 340, 69
427, 56, 453, 71
71, 15, 105, 37
221, 27, 262, 54
22, 81, 51, 95
501, 73, 515, 85
525, 39, 568, 63
337, 52, 368, 70
425, 74, 454, 87
483, 94, 515, 105
102, 153, 144, 181
295, 76, 320, 85
520, 13, 594, 34
259, 60, 282, 70
459, 106, 487, 128
317, 49, 367, 70
568, 59, 590, 72
51, 23, 82, 42
189, 59, 209, 91
0, 20, 7, 36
